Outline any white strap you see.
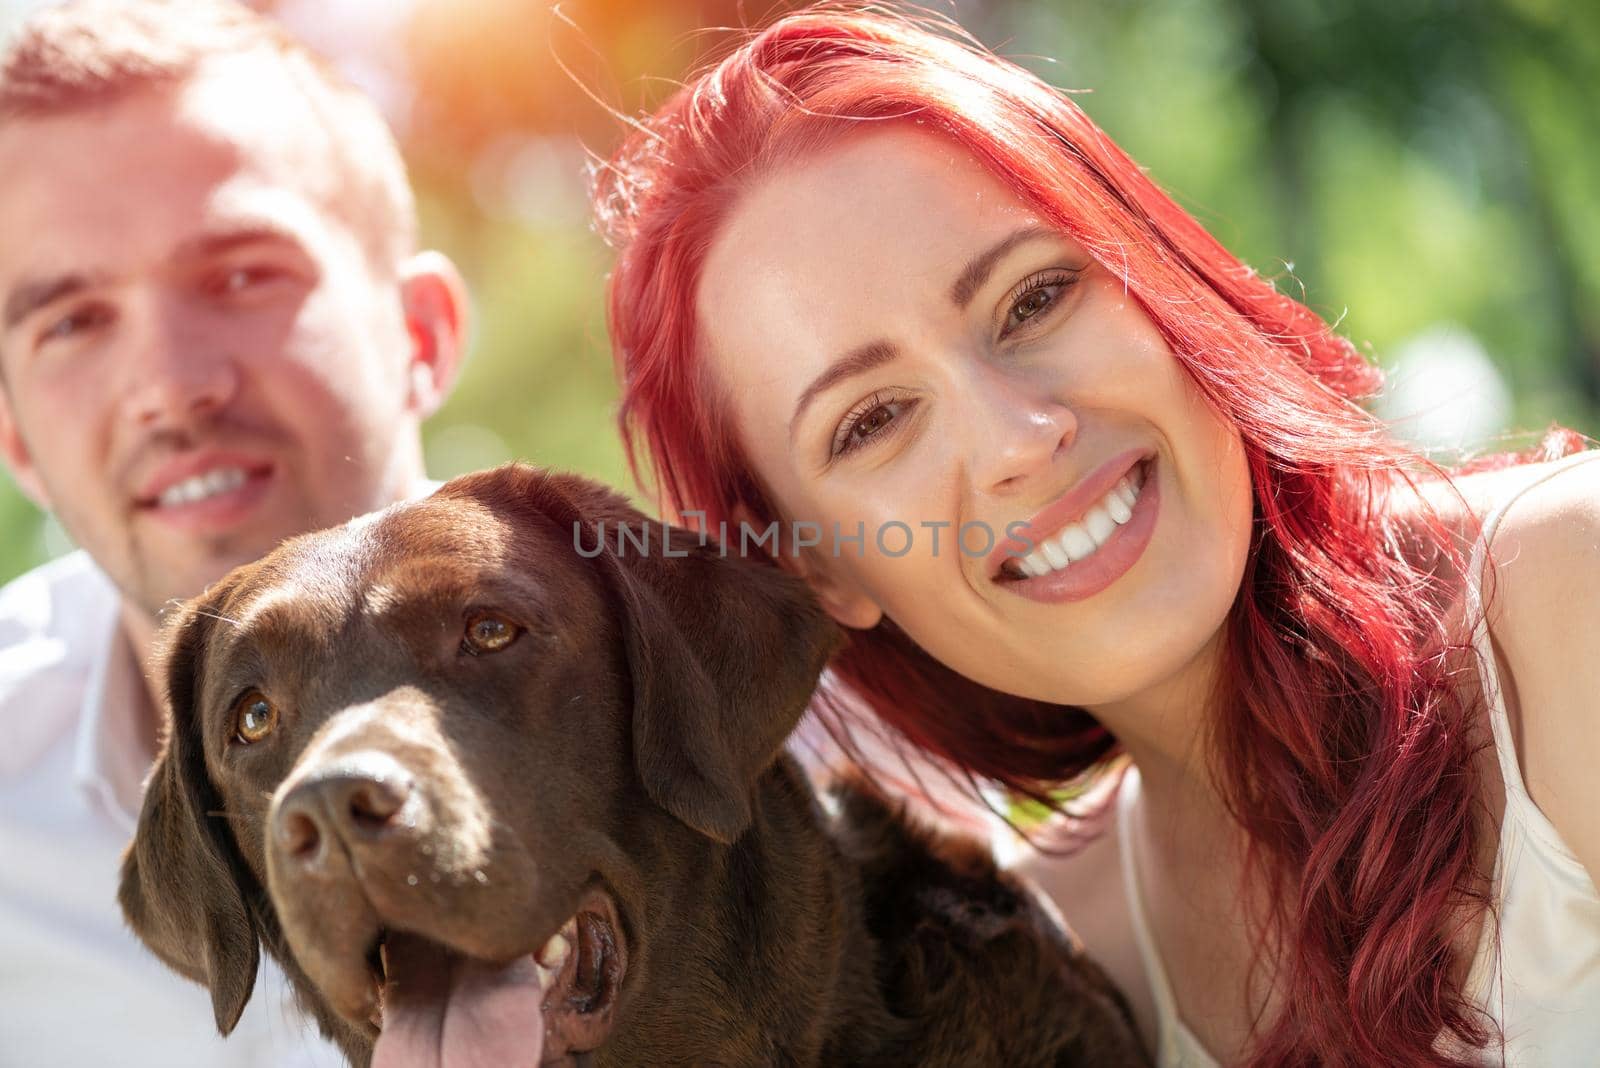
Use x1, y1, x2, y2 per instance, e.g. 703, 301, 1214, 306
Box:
1117, 766, 1221, 1066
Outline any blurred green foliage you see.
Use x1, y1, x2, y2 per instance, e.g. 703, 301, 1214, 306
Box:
1, 0, 1596, 586
989, 0, 1600, 433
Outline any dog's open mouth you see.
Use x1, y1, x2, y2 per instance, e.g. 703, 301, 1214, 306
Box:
367, 887, 627, 1067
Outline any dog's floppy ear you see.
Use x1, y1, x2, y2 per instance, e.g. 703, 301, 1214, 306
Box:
118, 591, 259, 1035
453, 464, 843, 844
606, 521, 842, 842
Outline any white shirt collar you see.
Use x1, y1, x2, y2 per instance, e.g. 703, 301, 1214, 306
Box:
72, 599, 151, 835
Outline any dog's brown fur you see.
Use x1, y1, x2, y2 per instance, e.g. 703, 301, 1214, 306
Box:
118, 464, 1150, 1066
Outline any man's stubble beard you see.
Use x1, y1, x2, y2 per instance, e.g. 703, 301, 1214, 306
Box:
123, 467, 415, 619
124, 520, 297, 620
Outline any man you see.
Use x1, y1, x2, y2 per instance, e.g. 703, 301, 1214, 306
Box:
0, 2, 469, 1062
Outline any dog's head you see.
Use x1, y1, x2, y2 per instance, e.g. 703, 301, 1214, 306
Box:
118, 464, 841, 1064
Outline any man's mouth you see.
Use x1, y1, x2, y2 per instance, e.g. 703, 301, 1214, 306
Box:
131, 456, 276, 532
153, 465, 250, 508
140, 460, 275, 508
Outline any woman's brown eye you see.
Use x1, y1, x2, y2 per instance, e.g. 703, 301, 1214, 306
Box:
463, 611, 520, 655
854, 405, 894, 438
1001, 270, 1080, 337
233, 690, 279, 744
1014, 289, 1052, 320
833, 392, 915, 458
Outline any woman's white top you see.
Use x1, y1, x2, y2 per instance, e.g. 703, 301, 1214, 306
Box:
1116, 450, 1600, 1067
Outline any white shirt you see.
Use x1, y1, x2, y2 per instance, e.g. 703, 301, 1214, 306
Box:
0, 550, 346, 1068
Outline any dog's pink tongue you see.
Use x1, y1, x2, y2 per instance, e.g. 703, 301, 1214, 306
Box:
371, 934, 544, 1068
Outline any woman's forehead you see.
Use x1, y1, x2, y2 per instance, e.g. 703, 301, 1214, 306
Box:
726, 126, 1040, 257
697, 127, 1050, 362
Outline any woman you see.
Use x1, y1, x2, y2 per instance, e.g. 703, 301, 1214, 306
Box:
592, 7, 1600, 1066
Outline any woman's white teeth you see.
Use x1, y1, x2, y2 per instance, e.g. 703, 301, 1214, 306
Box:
1083, 506, 1117, 544
158, 466, 247, 507
1040, 539, 1070, 571
1013, 468, 1145, 578
1060, 523, 1099, 559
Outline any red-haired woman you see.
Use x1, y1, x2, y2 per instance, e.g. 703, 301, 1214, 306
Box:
593, 7, 1600, 1066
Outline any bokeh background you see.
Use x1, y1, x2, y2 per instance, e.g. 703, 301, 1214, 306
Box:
1, 0, 1596, 584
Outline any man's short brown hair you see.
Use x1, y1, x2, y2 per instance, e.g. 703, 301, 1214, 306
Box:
1, 0, 417, 268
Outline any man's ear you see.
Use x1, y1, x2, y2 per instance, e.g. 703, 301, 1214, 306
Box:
118, 594, 260, 1035
0, 383, 51, 509
729, 502, 883, 631
456, 466, 844, 844
398, 250, 470, 418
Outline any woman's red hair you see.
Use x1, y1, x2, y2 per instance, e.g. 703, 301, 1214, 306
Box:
594, 6, 1584, 1065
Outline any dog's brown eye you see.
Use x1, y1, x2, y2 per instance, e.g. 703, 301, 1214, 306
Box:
462, 611, 520, 655
233, 689, 279, 744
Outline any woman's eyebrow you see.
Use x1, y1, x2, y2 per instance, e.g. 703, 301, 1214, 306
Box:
785, 225, 1059, 444
949, 224, 1057, 309
788, 338, 900, 444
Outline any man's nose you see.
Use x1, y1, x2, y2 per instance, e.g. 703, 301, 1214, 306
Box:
118, 301, 240, 430
272, 751, 417, 875
963, 364, 1076, 496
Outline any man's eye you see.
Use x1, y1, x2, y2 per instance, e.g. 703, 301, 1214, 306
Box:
38, 304, 113, 346
211, 265, 285, 296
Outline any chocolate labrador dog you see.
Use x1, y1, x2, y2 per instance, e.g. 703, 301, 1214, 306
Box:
118, 464, 1149, 1067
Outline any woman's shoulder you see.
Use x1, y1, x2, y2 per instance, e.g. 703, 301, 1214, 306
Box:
1476, 450, 1600, 555
1458, 452, 1600, 695
1407, 450, 1597, 538
1461, 450, 1600, 884
1393, 453, 1598, 602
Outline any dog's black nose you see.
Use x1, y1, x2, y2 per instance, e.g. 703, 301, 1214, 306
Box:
274, 752, 415, 869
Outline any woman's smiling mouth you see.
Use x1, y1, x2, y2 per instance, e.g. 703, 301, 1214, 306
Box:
992, 451, 1161, 603
1004, 462, 1146, 578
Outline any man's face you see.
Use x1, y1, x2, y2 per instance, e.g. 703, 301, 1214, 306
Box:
0, 56, 443, 616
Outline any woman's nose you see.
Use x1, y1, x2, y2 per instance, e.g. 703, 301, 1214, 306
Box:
963, 366, 1076, 496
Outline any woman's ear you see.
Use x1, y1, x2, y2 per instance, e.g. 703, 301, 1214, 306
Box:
729, 503, 884, 631
398, 250, 471, 417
